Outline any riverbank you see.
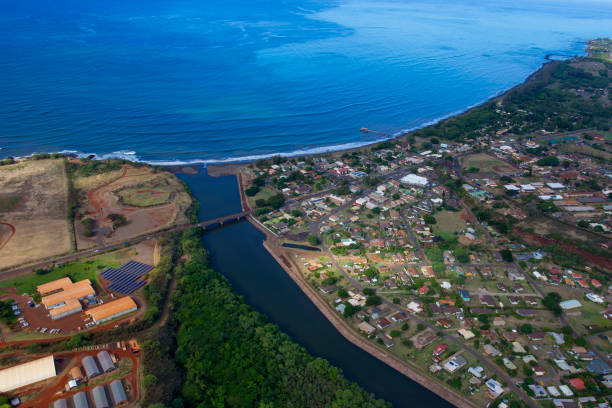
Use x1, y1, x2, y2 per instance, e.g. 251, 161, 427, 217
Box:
247, 213, 477, 408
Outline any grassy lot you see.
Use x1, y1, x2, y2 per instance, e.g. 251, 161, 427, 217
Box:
434, 210, 467, 235
560, 143, 612, 160
0, 253, 124, 295
117, 186, 171, 207
566, 301, 611, 335
0, 196, 21, 212
462, 153, 513, 173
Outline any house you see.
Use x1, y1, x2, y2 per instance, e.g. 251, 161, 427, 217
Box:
469, 366, 484, 378
528, 331, 545, 341
559, 384, 574, 397
533, 366, 546, 376
376, 332, 395, 348
529, 384, 549, 398
587, 360, 612, 375
391, 312, 408, 323
436, 318, 452, 329
433, 343, 448, 356
493, 316, 506, 327
376, 318, 391, 330
457, 329, 475, 340
516, 309, 537, 318
512, 342, 527, 353
568, 378, 586, 391
485, 378, 505, 398
480, 295, 496, 307
358, 321, 376, 335
483, 344, 501, 356
444, 355, 467, 373
421, 266, 435, 278
458, 289, 471, 302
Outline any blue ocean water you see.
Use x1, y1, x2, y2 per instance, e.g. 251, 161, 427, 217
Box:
1, 0, 612, 163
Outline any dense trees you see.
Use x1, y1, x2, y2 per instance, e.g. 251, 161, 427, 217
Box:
170, 228, 389, 408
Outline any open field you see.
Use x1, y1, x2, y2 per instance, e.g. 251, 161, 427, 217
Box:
560, 143, 612, 160
0, 160, 72, 270
434, 210, 467, 235
116, 186, 171, 207
519, 216, 610, 246
461, 152, 516, 174
75, 164, 191, 246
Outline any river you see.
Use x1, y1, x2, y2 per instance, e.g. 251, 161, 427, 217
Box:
178, 167, 454, 408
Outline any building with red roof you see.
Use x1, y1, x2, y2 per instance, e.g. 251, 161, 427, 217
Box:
433, 343, 448, 356
569, 378, 586, 390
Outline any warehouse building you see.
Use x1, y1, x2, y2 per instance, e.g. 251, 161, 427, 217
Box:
92, 385, 110, 408
96, 351, 115, 373
0, 355, 56, 392
110, 380, 128, 406
73, 392, 89, 408
86, 296, 137, 324
38, 278, 95, 320
81, 356, 101, 379
49, 298, 83, 320
53, 399, 68, 408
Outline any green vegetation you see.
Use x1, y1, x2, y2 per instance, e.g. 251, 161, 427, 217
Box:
65, 160, 122, 177
587, 38, 612, 62
167, 228, 389, 407
412, 59, 612, 141
536, 156, 560, 167
541, 292, 562, 316
500, 249, 513, 263
0, 299, 17, 326
423, 214, 437, 225
0, 196, 21, 212
307, 233, 321, 246
108, 213, 127, 228
81, 218, 95, 237
117, 186, 171, 207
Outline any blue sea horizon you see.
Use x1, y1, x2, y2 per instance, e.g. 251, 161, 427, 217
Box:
1, 0, 612, 164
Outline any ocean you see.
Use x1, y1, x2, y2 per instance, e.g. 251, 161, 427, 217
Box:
1, 0, 612, 164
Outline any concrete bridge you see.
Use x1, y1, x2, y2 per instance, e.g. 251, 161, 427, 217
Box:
198, 211, 249, 231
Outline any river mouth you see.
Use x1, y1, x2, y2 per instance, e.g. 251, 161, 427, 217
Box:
178, 166, 453, 408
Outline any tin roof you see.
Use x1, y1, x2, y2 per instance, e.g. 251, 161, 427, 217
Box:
86, 297, 137, 322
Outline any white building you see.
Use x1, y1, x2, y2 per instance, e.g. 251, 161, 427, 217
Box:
400, 174, 428, 187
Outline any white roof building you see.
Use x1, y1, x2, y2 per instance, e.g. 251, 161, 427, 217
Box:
560, 299, 582, 310
547, 182, 566, 189
400, 174, 428, 187
0, 355, 56, 392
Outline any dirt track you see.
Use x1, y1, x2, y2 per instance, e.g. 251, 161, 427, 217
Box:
0, 222, 16, 251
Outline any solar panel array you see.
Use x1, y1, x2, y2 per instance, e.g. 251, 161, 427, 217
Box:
100, 261, 153, 294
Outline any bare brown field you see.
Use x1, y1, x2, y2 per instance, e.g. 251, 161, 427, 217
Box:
76, 166, 191, 246
0, 160, 72, 269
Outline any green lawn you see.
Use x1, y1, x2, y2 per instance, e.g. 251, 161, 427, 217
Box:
434, 210, 466, 235
0, 254, 122, 295
117, 187, 171, 207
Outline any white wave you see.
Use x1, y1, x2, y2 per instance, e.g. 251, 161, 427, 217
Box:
11, 87, 510, 166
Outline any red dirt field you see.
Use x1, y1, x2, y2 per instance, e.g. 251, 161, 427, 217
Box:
0, 222, 16, 251
514, 227, 612, 270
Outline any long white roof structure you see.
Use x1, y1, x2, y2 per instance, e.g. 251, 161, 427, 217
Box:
0, 355, 56, 392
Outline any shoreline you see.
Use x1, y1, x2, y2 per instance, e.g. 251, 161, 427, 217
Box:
246, 214, 477, 408
2, 51, 575, 168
